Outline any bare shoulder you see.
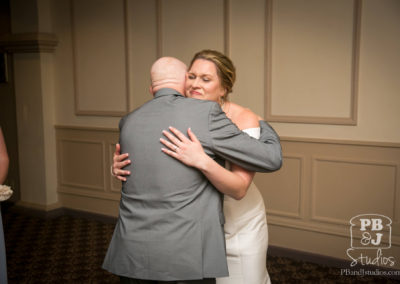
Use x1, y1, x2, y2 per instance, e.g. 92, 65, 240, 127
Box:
228, 102, 259, 130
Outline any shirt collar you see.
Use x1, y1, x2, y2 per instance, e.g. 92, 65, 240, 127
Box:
154, 88, 185, 98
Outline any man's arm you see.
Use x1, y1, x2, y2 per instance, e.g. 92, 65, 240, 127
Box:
208, 103, 282, 172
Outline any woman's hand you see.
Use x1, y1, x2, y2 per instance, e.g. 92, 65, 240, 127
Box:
112, 143, 131, 181
160, 127, 211, 170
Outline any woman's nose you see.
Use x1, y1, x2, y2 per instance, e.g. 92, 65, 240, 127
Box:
192, 77, 201, 88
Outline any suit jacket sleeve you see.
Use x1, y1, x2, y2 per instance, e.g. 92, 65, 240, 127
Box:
208, 103, 282, 172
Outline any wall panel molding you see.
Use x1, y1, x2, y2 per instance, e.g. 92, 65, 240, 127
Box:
265, 0, 362, 125
259, 155, 305, 219
223, 0, 230, 56
56, 126, 121, 205
310, 156, 398, 226
156, 0, 162, 58
280, 136, 400, 148
55, 126, 400, 246
71, 0, 130, 116
268, 214, 400, 246
58, 138, 106, 191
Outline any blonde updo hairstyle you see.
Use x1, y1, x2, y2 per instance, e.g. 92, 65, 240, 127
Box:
189, 49, 236, 105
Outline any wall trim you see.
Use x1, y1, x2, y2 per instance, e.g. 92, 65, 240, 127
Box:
55, 125, 119, 132
224, 0, 230, 56
0, 33, 58, 53
57, 138, 106, 191
156, 0, 162, 58
58, 188, 120, 201
15, 200, 63, 211
70, 0, 130, 116
266, 154, 304, 219
310, 156, 398, 226
54, 125, 400, 148
280, 136, 400, 148
268, 215, 400, 245
264, 0, 362, 125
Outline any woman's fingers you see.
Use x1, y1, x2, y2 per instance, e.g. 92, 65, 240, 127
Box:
115, 143, 121, 154
115, 159, 131, 169
187, 128, 200, 143
114, 153, 129, 164
160, 138, 180, 151
161, 147, 179, 159
168, 127, 190, 143
112, 144, 131, 181
162, 130, 184, 147
116, 175, 127, 182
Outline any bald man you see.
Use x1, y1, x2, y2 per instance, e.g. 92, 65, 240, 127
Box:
102, 57, 281, 283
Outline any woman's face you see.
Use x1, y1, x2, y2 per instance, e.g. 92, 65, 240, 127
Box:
185, 59, 226, 102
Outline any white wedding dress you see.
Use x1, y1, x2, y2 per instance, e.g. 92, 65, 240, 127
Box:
217, 128, 271, 284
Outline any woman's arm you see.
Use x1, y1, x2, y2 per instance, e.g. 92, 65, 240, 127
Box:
111, 131, 254, 199
112, 107, 263, 199
0, 129, 9, 184
161, 127, 254, 200
161, 107, 259, 200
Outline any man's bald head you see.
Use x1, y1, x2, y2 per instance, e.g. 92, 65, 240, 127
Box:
150, 57, 187, 94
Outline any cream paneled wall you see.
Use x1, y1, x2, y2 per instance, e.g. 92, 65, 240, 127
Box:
272, 0, 400, 142
254, 138, 400, 267
266, 0, 360, 124
71, 0, 129, 116
53, 0, 400, 142
159, 0, 227, 63
7, 0, 397, 269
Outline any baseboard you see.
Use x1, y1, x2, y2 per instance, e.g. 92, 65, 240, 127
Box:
62, 207, 118, 224
2, 201, 118, 224
16, 200, 63, 211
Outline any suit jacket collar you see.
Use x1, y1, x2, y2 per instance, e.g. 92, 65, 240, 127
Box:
154, 88, 185, 98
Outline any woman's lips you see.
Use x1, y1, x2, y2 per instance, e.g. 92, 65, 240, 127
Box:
190, 90, 202, 96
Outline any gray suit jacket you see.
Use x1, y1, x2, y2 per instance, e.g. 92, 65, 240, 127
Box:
102, 88, 282, 281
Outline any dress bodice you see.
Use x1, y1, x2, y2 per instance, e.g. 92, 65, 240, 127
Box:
223, 128, 266, 230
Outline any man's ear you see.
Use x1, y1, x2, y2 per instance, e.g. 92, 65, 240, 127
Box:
149, 85, 153, 95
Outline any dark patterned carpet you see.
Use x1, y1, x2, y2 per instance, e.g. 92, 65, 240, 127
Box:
1, 204, 398, 284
